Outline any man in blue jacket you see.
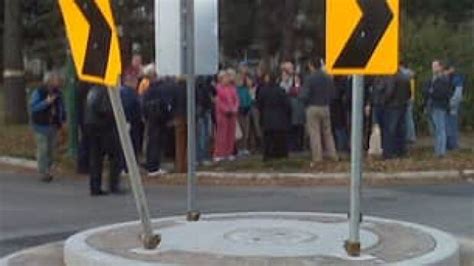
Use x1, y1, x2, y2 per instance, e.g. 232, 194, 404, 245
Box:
119, 74, 142, 157
30, 71, 66, 182
445, 62, 464, 151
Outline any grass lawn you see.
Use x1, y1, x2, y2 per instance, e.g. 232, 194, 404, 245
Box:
204, 146, 474, 173
0, 85, 472, 173
0, 87, 36, 159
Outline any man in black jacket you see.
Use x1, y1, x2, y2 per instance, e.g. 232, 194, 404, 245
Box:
142, 78, 176, 177
257, 73, 292, 161
423, 60, 452, 157
84, 86, 122, 196
382, 65, 412, 159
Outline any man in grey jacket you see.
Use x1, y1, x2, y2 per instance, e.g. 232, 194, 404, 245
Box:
300, 58, 338, 165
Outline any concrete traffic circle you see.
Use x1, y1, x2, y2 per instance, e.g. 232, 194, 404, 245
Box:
63, 212, 460, 266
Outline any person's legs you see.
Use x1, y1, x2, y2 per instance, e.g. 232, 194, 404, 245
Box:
249, 106, 263, 152
46, 128, 57, 172
383, 108, 397, 159
237, 114, 247, 153
262, 130, 273, 161
213, 114, 225, 159
88, 126, 104, 194
107, 130, 122, 193
431, 108, 447, 157
289, 125, 298, 152
250, 106, 263, 141
363, 106, 373, 151
394, 107, 407, 157
306, 107, 323, 162
274, 130, 289, 158
296, 125, 305, 151
196, 113, 211, 163
225, 116, 237, 158
446, 113, 459, 151
137, 120, 145, 156
321, 107, 338, 160
203, 112, 212, 160
242, 113, 251, 153
130, 122, 142, 157
35, 131, 49, 177
373, 106, 385, 151
77, 124, 90, 174
405, 100, 416, 143
146, 122, 162, 172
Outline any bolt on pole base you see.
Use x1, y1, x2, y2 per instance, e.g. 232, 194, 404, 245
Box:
186, 211, 201, 222
142, 234, 162, 250
344, 240, 361, 257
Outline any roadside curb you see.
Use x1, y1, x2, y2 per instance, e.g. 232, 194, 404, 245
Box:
0, 156, 36, 169
458, 237, 474, 266
160, 169, 473, 186
1, 156, 472, 186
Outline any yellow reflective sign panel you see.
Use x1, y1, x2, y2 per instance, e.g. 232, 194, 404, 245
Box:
326, 0, 399, 75
59, 0, 121, 86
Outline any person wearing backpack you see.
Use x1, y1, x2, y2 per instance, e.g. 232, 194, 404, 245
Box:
84, 86, 122, 196
423, 60, 452, 157
143, 77, 176, 177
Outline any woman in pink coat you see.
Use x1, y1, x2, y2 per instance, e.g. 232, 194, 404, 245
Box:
214, 70, 239, 162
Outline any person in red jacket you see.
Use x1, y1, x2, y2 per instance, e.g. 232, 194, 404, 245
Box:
213, 69, 240, 162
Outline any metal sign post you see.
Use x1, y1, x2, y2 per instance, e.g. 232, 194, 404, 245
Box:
59, 0, 159, 250
345, 75, 365, 256
107, 86, 161, 249
184, 0, 200, 222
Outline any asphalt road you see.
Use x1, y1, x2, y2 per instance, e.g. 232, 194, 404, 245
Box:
0, 170, 473, 257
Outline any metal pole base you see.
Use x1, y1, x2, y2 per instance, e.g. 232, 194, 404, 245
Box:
186, 211, 201, 222
344, 240, 361, 257
142, 234, 162, 250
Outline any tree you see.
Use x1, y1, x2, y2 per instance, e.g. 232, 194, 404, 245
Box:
0, 0, 4, 83
3, 0, 27, 124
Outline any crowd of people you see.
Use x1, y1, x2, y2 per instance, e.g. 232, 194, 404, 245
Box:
29, 54, 465, 196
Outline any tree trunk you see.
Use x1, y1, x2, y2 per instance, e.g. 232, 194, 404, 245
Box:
3, 0, 27, 124
281, 0, 297, 61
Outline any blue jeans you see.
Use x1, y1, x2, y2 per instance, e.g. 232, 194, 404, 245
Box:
373, 105, 385, 151
197, 112, 212, 163
446, 112, 459, 151
34, 128, 57, 176
383, 106, 406, 159
334, 127, 349, 152
430, 108, 448, 157
405, 100, 416, 143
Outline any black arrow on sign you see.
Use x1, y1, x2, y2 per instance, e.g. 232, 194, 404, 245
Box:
75, 0, 112, 78
333, 0, 394, 68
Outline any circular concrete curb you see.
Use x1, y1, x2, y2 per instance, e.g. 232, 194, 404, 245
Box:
0, 242, 64, 266
64, 212, 460, 266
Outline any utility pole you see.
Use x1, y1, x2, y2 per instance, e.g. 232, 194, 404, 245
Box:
3, 0, 27, 124
184, 0, 200, 222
